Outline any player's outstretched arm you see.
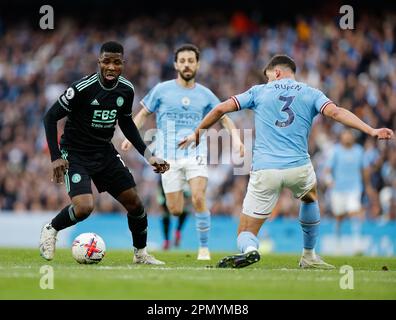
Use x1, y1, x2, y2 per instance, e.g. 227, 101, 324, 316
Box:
121, 106, 151, 151
43, 101, 70, 183
219, 115, 245, 157
323, 103, 394, 140
118, 116, 169, 174
178, 98, 238, 149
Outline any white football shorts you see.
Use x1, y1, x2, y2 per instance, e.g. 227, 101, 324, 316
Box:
243, 163, 317, 219
331, 190, 362, 216
161, 157, 208, 193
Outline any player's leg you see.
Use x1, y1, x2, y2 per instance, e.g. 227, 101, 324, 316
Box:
175, 208, 189, 247
288, 164, 335, 269
188, 176, 211, 260
100, 149, 163, 265
115, 188, 163, 265
158, 183, 171, 250
217, 169, 281, 268
331, 191, 347, 239
40, 156, 94, 260
162, 207, 171, 250
161, 161, 185, 215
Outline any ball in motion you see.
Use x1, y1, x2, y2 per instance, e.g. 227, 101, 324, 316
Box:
71, 233, 106, 264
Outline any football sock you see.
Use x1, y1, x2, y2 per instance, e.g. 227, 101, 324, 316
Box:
299, 201, 320, 250
51, 204, 88, 231
162, 215, 170, 241
177, 210, 188, 231
303, 248, 316, 259
195, 211, 210, 248
128, 206, 148, 250
237, 231, 259, 253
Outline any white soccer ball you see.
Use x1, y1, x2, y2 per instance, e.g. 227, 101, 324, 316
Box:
71, 233, 106, 264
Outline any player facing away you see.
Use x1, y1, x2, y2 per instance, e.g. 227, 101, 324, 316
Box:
121, 44, 244, 260
324, 129, 369, 238
179, 54, 394, 269
41, 41, 170, 264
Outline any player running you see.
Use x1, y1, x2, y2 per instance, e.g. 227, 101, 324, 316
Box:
180, 54, 394, 269
121, 44, 244, 260
41, 41, 169, 264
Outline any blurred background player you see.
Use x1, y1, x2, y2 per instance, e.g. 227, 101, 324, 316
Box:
324, 129, 369, 240
180, 54, 394, 269
158, 181, 190, 250
41, 41, 169, 264
121, 43, 244, 260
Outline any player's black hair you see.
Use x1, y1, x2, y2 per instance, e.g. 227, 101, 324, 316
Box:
100, 41, 124, 55
174, 44, 200, 62
263, 54, 296, 76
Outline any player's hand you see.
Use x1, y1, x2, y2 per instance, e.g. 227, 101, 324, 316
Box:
234, 141, 245, 157
51, 158, 69, 184
148, 156, 170, 174
371, 128, 394, 140
178, 132, 199, 150
121, 139, 132, 151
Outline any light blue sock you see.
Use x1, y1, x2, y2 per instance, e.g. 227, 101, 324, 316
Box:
195, 211, 210, 248
299, 201, 320, 250
237, 231, 259, 253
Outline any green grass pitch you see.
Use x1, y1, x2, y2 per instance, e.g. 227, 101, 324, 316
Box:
1, 248, 395, 299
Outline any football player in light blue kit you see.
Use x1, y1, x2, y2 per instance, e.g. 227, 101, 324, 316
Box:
122, 44, 244, 260
324, 129, 369, 237
180, 54, 394, 269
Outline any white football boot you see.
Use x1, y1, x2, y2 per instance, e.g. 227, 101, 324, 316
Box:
133, 248, 165, 265
299, 255, 335, 270
39, 223, 58, 261
197, 247, 211, 260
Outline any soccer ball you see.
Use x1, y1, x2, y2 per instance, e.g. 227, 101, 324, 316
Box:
71, 233, 106, 264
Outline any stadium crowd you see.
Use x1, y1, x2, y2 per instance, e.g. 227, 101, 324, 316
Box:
0, 11, 395, 220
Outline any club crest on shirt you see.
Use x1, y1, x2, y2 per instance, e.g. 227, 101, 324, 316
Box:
181, 97, 190, 109
116, 96, 124, 107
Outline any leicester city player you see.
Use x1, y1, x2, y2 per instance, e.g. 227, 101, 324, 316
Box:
41, 41, 169, 264
121, 44, 244, 260
180, 54, 394, 269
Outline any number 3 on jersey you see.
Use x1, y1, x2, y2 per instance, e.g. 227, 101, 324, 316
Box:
275, 95, 295, 128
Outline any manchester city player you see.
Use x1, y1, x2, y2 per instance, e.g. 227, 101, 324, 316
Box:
180, 54, 394, 269
122, 44, 244, 260
41, 41, 169, 264
324, 129, 369, 238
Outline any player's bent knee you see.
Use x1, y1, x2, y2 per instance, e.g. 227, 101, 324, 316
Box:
127, 203, 145, 217
74, 203, 94, 218
191, 195, 206, 211
301, 188, 318, 203
168, 205, 183, 216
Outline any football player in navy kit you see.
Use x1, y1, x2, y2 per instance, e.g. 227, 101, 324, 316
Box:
41, 41, 169, 264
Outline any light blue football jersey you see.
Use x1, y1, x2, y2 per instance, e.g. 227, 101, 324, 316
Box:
233, 78, 332, 170
141, 80, 220, 160
326, 144, 366, 193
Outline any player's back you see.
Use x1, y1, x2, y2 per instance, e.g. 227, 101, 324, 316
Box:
234, 78, 331, 170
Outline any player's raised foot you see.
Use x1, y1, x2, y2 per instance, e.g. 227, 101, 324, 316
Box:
197, 247, 211, 260
299, 255, 335, 270
39, 223, 58, 261
216, 250, 260, 269
133, 248, 165, 265
174, 230, 181, 247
